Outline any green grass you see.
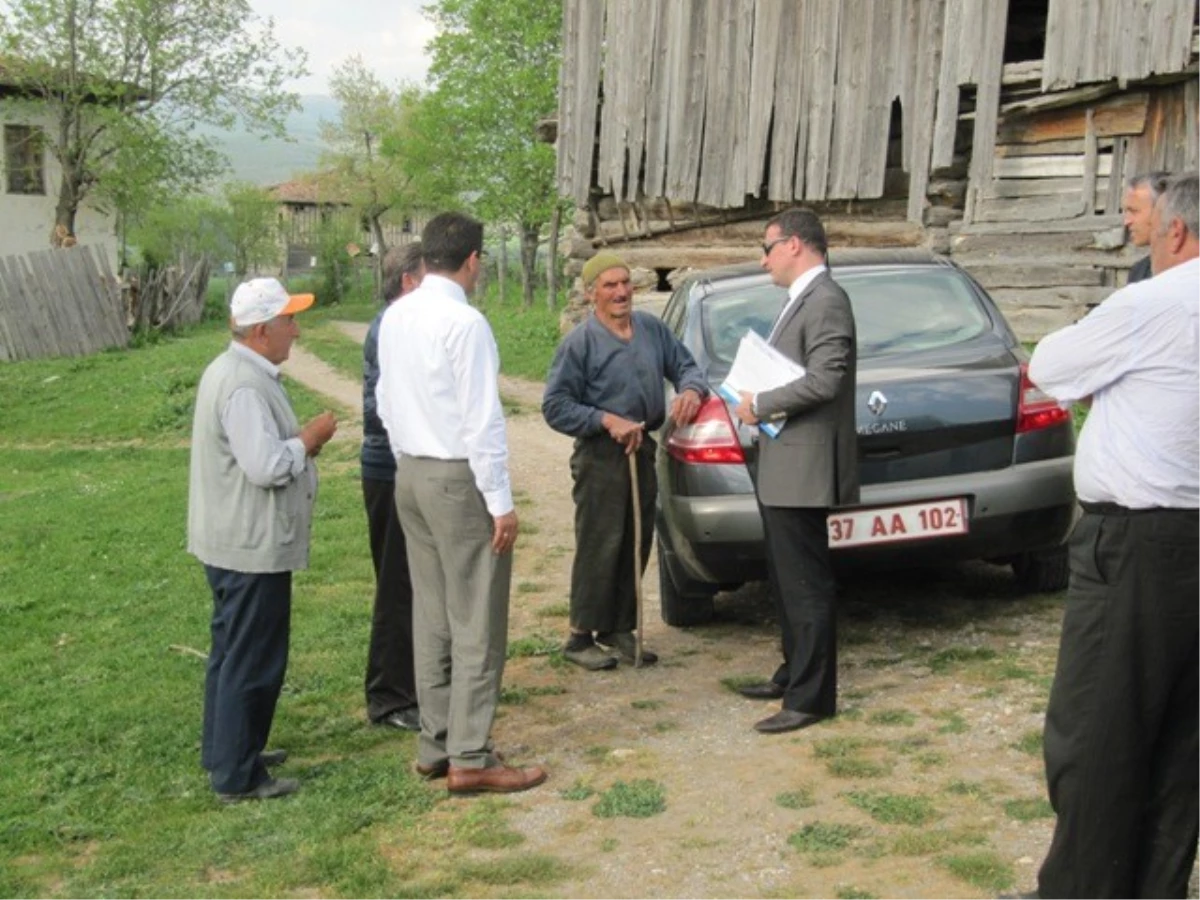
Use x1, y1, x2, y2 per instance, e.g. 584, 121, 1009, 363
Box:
1003, 797, 1054, 821
592, 780, 667, 818
1014, 729, 1044, 756
928, 645, 998, 673
476, 288, 564, 381
867, 709, 917, 727
843, 791, 938, 826
939, 850, 1015, 893
560, 780, 596, 801
892, 826, 987, 856
788, 822, 865, 854
775, 788, 816, 810
0, 324, 572, 898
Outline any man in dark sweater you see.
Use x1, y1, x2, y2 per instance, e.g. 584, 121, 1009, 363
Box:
543, 253, 708, 669
361, 244, 424, 730
1122, 171, 1170, 283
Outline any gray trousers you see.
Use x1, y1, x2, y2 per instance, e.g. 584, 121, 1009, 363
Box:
394, 456, 511, 770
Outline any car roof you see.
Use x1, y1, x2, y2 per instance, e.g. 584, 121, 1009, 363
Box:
686, 248, 953, 294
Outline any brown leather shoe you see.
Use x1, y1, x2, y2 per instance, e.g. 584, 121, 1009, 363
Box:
447, 763, 548, 795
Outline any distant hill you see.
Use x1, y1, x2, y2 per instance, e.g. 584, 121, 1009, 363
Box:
197, 94, 340, 187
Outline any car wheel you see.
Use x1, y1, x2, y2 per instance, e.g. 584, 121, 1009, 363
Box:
657, 539, 715, 627
1012, 544, 1069, 594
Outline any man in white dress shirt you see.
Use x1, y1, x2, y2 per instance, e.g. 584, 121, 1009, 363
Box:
1028, 173, 1199, 899
376, 212, 546, 795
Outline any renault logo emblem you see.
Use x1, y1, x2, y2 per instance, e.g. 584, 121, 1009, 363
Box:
867, 390, 888, 417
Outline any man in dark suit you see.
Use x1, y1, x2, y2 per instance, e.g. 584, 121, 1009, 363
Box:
732, 208, 859, 735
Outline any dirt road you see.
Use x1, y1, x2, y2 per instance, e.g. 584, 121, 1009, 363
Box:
284, 323, 1066, 899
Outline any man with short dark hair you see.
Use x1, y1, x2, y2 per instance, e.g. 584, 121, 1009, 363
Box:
1029, 172, 1199, 898
361, 243, 424, 732
542, 252, 707, 670
1121, 170, 1170, 283
376, 212, 546, 794
732, 208, 859, 735
189, 278, 338, 802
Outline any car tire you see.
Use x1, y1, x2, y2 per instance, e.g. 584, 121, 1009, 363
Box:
1012, 544, 1069, 594
657, 540, 716, 627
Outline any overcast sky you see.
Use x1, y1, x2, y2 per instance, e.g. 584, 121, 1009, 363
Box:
249, 0, 435, 96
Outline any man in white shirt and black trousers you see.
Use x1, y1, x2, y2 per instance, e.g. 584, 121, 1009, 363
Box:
1028, 172, 1199, 899
376, 212, 547, 795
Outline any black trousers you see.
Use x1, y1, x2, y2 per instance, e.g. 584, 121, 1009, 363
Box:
1038, 505, 1199, 899
200, 566, 291, 795
760, 504, 838, 717
362, 477, 417, 720
568, 435, 656, 634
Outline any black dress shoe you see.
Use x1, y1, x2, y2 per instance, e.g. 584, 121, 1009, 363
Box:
754, 709, 824, 734
737, 681, 785, 700
217, 777, 300, 803
375, 706, 420, 731
259, 749, 288, 767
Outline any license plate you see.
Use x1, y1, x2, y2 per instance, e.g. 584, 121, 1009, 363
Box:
827, 498, 969, 549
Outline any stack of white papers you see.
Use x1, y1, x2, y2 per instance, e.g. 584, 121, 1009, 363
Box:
717, 331, 806, 439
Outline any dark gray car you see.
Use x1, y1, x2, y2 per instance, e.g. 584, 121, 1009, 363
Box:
654, 249, 1076, 626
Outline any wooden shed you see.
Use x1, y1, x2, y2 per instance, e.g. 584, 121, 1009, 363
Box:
554, 0, 1198, 338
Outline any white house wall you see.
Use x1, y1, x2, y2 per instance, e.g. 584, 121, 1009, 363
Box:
0, 107, 119, 269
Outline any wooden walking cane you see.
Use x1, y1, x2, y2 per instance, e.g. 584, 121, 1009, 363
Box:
628, 444, 644, 668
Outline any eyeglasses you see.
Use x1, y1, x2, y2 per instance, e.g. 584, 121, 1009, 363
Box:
761, 236, 790, 256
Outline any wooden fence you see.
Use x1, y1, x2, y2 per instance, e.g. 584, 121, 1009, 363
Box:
0, 246, 128, 361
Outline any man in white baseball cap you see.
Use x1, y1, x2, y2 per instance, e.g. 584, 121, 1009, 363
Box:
187, 277, 337, 802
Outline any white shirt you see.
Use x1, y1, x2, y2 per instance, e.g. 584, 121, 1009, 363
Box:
222, 342, 307, 487
1029, 256, 1199, 509
767, 263, 828, 344
375, 274, 513, 516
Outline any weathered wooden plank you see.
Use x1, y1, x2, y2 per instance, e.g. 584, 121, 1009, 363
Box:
1081, 109, 1099, 213
964, 0, 1010, 222
643, 0, 674, 199
725, 0, 755, 206
0, 255, 31, 361
93, 250, 129, 349
965, 262, 1108, 289
953, 213, 1123, 235
767, 0, 804, 200
1044, 0, 1196, 89
857, 0, 898, 198
906, 0, 945, 223
665, 0, 708, 200
995, 137, 1116, 157
623, 0, 660, 202
696, 0, 732, 206
973, 194, 1095, 223
1105, 136, 1128, 213
996, 92, 1149, 144
991, 285, 1116, 307
992, 153, 1115, 178
557, 0, 605, 204
983, 175, 1112, 199
744, 0, 784, 196
930, 0, 962, 169
802, 0, 842, 200
828, 0, 873, 198
596, 0, 634, 199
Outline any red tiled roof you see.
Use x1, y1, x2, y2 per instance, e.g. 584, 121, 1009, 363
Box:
268, 176, 350, 206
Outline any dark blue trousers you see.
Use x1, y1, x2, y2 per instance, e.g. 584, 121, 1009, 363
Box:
200, 566, 291, 794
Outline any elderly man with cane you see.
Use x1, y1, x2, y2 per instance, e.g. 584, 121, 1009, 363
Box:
543, 253, 708, 670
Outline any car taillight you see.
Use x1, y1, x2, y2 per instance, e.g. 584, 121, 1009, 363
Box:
666, 395, 746, 464
1017, 362, 1072, 433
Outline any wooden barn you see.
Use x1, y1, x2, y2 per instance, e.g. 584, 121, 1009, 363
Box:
269, 176, 425, 275
554, 0, 1199, 338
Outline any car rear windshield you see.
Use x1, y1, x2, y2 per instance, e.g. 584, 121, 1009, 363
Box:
703, 268, 992, 365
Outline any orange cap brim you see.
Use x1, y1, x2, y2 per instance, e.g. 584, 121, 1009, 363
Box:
280, 293, 315, 316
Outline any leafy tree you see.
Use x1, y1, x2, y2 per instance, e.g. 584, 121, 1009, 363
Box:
0, 0, 306, 244
319, 55, 422, 284
409, 0, 563, 308
127, 194, 229, 270
223, 182, 279, 278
